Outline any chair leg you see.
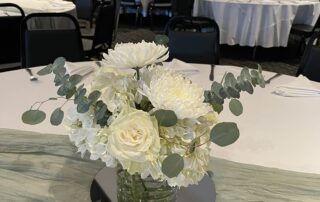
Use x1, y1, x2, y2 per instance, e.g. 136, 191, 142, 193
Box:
135, 7, 140, 27
297, 36, 306, 56
149, 7, 153, 30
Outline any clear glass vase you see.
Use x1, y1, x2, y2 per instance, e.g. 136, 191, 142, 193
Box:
117, 166, 177, 202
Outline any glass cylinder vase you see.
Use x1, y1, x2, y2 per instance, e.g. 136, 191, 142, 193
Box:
117, 166, 177, 202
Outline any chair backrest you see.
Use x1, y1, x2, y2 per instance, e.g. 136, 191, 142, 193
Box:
21, 13, 85, 68
297, 31, 320, 82
74, 0, 94, 21
92, 2, 116, 50
165, 16, 220, 64
0, 3, 25, 64
172, 0, 194, 16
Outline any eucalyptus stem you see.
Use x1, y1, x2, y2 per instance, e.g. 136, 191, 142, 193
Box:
133, 67, 140, 80
220, 72, 227, 84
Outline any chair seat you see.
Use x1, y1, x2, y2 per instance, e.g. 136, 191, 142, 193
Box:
121, 2, 141, 6
291, 24, 314, 35
151, 3, 171, 7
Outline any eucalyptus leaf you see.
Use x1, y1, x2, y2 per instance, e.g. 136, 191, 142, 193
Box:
52, 57, 66, 69
243, 81, 254, 94
211, 82, 223, 95
224, 73, 237, 88
53, 66, 66, 77
229, 99, 243, 116
226, 86, 240, 98
95, 102, 108, 120
210, 122, 240, 147
154, 34, 169, 46
212, 103, 223, 114
88, 91, 101, 103
66, 86, 77, 99
69, 74, 83, 86
154, 109, 177, 127
22, 110, 46, 125
77, 100, 90, 113
50, 108, 64, 126
161, 153, 184, 178
48, 97, 58, 100
37, 64, 53, 76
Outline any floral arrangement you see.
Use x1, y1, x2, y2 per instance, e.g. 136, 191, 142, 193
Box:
22, 40, 265, 187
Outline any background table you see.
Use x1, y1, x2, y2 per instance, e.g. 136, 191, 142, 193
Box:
0, 0, 77, 29
1, 61, 320, 176
193, 0, 320, 47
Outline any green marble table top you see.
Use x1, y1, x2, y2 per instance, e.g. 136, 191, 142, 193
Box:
1, 128, 320, 202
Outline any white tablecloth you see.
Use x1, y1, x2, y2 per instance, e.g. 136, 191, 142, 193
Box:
0, 0, 76, 15
1, 62, 320, 175
193, 0, 320, 47
0, 0, 77, 29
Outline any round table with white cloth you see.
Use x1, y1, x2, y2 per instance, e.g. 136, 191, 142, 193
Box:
0, 0, 77, 29
193, 0, 320, 47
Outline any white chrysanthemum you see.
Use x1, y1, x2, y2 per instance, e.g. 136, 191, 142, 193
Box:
141, 67, 212, 119
102, 41, 168, 69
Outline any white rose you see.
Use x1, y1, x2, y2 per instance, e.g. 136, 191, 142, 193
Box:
106, 108, 160, 174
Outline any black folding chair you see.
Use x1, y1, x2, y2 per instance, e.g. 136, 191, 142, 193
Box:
0, 3, 25, 64
74, 0, 95, 27
296, 31, 320, 82
165, 16, 220, 65
148, 0, 172, 29
21, 13, 85, 68
120, 0, 142, 26
291, 15, 320, 55
82, 2, 116, 58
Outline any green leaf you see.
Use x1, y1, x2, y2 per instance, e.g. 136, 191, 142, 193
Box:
52, 57, 66, 69
69, 74, 83, 86
54, 74, 69, 86
210, 122, 240, 147
154, 34, 169, 46
229, 99, 243, 116
226, 86, 240, 98
53, 66, 66, 76
50, 108, 64, 126
240, 67, 251, 81
66, 86, 77, 99
77, 99, 90, 113
161, 153, 184, 178
224, 73, 237, 88
37, 64, 53, 76
212, 103, 223, 114
153, 109, 177, 127
243, 81, 254, 94
22, 110, 46, 125
211, 82, 223, 96
95, 102, 108, 120
88, 91, 101, 103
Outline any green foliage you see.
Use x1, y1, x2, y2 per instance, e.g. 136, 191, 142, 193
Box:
161, 153, 184, 178
22, 110, 46, 125
210, 122, 240, 147
205, 66, 265, 115
229, 99, 243, 116
154, 34, 169, 46
153, 109, 178, 127
50, 108, 64, 126
22, 57, 110, 126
